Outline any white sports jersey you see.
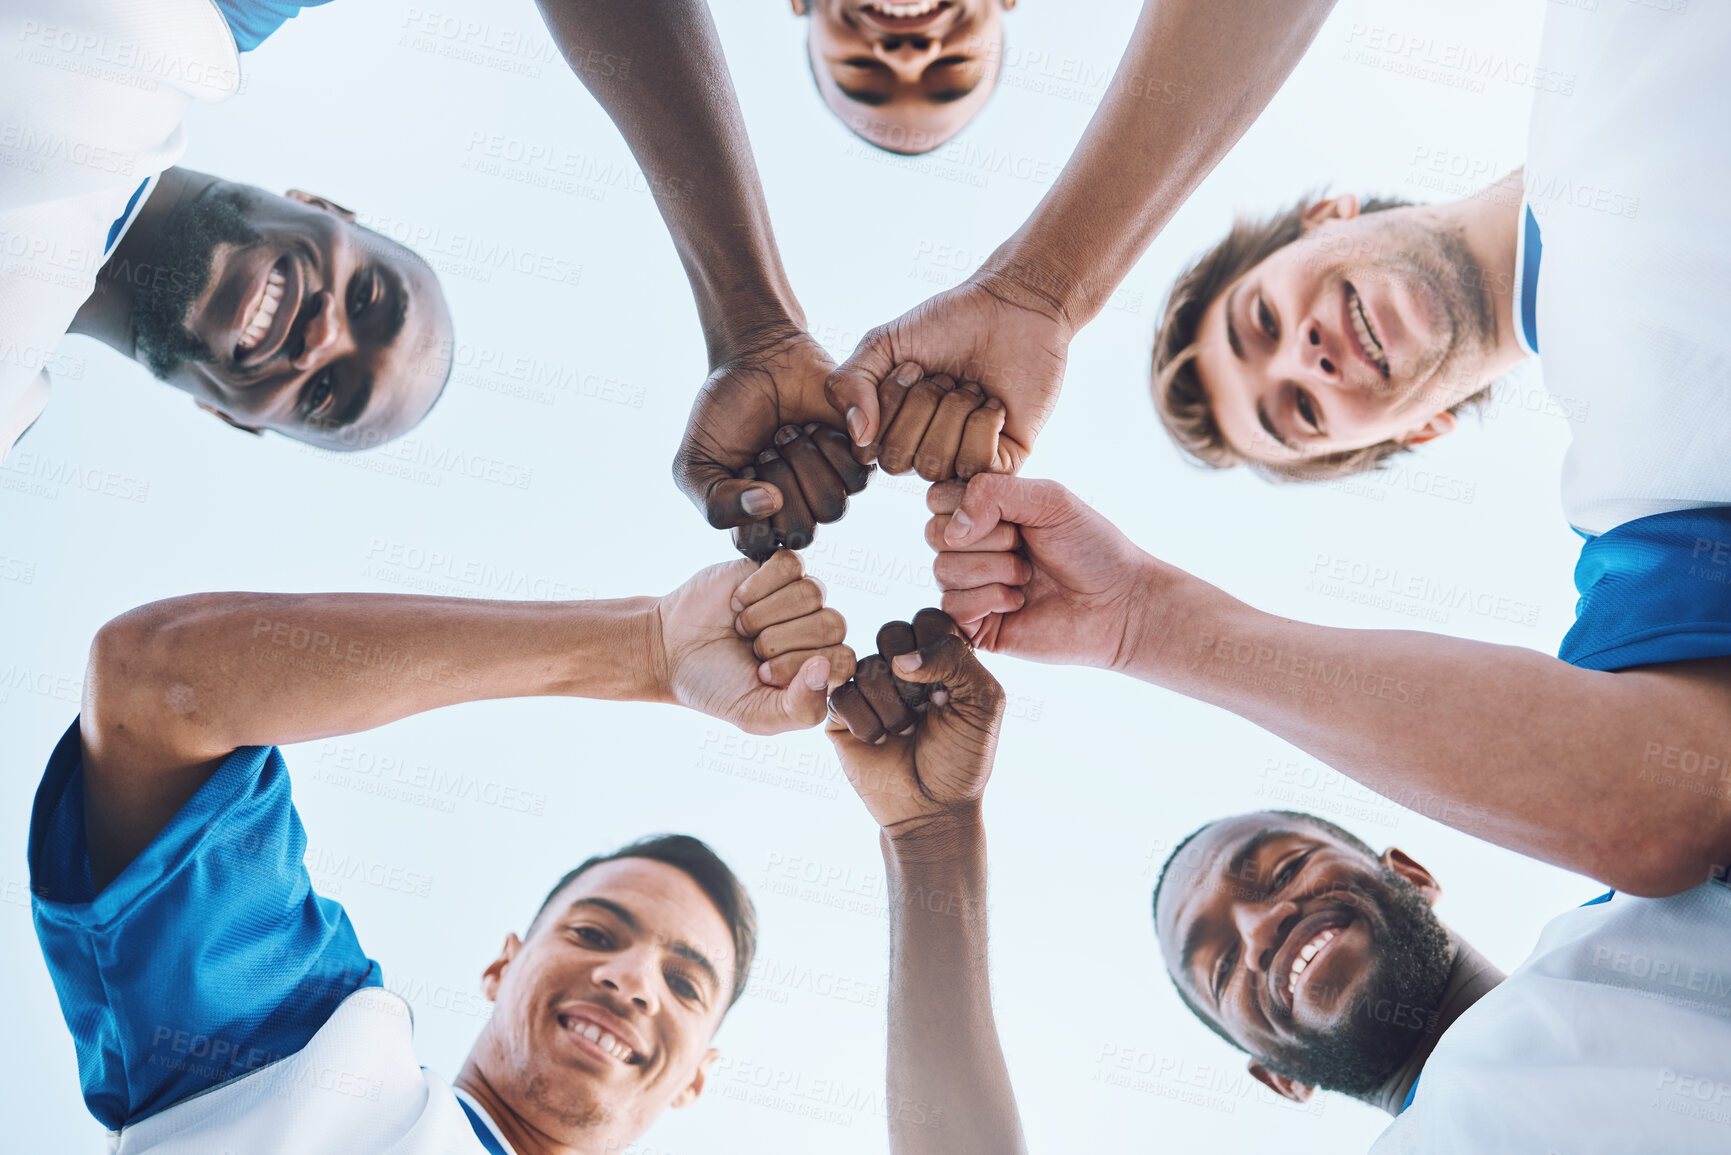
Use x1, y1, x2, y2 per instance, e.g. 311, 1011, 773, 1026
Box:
1518, 0, 1731, 536
0, 0, 240, 461
108, 988, 502, 1155
1369, 881, 1731, 1154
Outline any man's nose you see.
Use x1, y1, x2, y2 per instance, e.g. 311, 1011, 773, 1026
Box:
593, 948, 659, 1012
290, 290, 343, 371
871, 34, 941, 80
1235, 899, 1299, 975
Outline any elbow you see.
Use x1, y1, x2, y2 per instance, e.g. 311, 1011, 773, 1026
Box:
82, 599, 204, 737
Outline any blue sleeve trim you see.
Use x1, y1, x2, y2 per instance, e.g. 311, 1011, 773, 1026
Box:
1400, 1075, 1420, 1113
1559, 508, 1731, 671
28, 718, 380, 1128
1581, 890, 1615, 907
1519, 205, 1542, 356
213, 0, 336, 52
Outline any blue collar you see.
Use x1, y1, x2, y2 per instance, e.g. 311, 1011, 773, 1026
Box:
1515, 204, 1543, 356
457, 1095, 510, 1155
1400, 1075, 1420, 1113
104, 178, 151, 257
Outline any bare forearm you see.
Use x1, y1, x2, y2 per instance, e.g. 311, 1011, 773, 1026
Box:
535, 0, 802, 356
983, 0, 1335, 327
882, 820, 1026, 1155
85, 593, 665, 768
1123, 568, 1731, 895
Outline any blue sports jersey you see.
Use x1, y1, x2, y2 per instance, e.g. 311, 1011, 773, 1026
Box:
214, 0, 337, 52
29, 719, 381, 1129
1559, 507, 1731, 672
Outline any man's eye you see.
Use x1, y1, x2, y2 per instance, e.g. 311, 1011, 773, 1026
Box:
573, 925, 609, 948
347, 270, 378, 319
1295, 391, 1321, 433
306, 370, 335, 415
1213, 947, 1236, 1000
1257, 296, 1279, 340
666, 972, 699, 1000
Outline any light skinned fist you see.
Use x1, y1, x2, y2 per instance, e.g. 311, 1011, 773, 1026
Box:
658, 549, 856, 735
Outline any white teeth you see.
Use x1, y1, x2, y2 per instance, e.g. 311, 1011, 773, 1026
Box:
867, 0, 943, 17
566, 1017, 636, 1063
1286, 928, 1338, 998
238, 267, 285, 353
1347, 288, 1388, 374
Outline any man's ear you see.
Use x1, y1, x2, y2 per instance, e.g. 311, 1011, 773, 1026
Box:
671, 1047, 720, 1109
1382, 847, 1442, 905
285, 189, 357, 222
1299, 193, 1361, 233
1399, 410, 1458, 448
480, 933, 523, 1001
789, 0, 807, 14
197, 400, 264, 436
1248, 1059, 1315, 1103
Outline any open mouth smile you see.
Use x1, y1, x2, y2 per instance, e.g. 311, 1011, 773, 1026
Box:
1345, 283, 1389, 377
557, 1012, 642, 1065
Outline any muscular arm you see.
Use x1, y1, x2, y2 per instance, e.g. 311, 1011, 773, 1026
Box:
534, 0, 801, 354
932, 476, 1731, 899
80, 593, 665, 889
1127, 581, 1731, 898
983, 0, 1336, 327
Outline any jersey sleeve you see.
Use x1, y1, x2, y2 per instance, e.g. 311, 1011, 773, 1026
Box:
1559, 507, 1731, 672
27, 717, 383, 1130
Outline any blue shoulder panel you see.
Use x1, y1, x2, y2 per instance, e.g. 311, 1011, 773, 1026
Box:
1560, 508, 1731, 671
29, 719, 381, 1128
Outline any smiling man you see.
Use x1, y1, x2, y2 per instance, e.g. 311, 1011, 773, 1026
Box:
68, 167, 452, 451
29, 551, 852, 1153
796, 0, 1015, 155
1153, 183, 1520, 482
1154, 809, 1731, 1151
0, 0, 454, 460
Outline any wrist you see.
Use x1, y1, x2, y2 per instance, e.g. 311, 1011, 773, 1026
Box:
612, 597, 675, 705
880, 805, 985, 866
975, 233, 1096, 338
700, 282, 808, 367
1113, 559, 1247, 686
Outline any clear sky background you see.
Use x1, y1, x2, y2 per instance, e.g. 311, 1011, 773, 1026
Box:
0, 0, 1594, 1150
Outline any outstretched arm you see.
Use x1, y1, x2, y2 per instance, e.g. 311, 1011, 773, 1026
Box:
927, 475, 1731, 899
827, 0, 1338, 465
81, 552, 851, 890
828, 612, 1024, 1155
536, 0, 875, 555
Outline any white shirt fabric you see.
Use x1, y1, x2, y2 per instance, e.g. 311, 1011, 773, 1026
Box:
0, 0, 240, 462
1369, 880, 1731, 1154
107, 987, 502, 1155
1519, 0, 1731, 537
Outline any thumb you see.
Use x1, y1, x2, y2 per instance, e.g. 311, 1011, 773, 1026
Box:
696, 472, 784, 531
761, 655, 832, 732
825, 331, 895, 447
889, 634, 1003, 715
944, 474, 1073, 548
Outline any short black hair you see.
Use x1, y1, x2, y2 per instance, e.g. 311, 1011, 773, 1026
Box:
1149, 810, 1380, 1051
532, 833, 758, 1010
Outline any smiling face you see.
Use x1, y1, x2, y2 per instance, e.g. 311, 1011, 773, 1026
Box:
470, 857, 737, 1146
1188, 196, 1500, 469
803, 0, 1011, 154
130, 182, 452, 451
1154, 813, 1454, 1098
